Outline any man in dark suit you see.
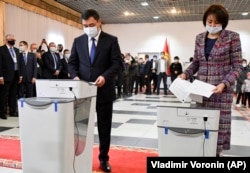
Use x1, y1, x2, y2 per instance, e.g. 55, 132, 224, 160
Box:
58, 49, 70, 79
18, 41, 37, 98
42, 42, 61, 79
68, 9, 123, 172
0, 34, 24, 119
143, 54, 152, 95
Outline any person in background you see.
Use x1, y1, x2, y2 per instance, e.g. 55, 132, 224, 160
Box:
170, 56, 182, 82
115, 53, 125, 98
188, 57, 195, 82
179, 4, 243, 157
122, 53, 131, 97
30, 43, 43, 97
150, 55, 158, 93
38, 38, 49, 52
0, 34, 24, 119
57, 44, 64, 60
241, 72, 250, 108
67, 9, 123, 172
138, 57, 145, 93
143, 54, 152, 95
235, 59, 249, 107
42, 42, 61, 79
156, 52, 168, 95
30, 43, 43, 79
130, 56, 140, 95
58, 49, 70, 79
18, 41, 37, 98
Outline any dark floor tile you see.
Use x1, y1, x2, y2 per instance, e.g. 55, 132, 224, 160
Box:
0, 126, 13, 132
231, 116, 246, 121
131, 103, 151, 106
112, 122, 123, 128
126, 119, 156, 125
135, 138, 158, 149
113, 110, 156, 116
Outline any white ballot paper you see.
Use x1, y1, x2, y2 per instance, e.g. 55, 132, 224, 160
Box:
169, 77, 216, 103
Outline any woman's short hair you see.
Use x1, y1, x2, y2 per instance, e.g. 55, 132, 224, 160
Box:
202, 4, 229, 29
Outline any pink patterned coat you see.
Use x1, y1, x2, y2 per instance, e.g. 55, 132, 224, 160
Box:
184, 29, 243, 154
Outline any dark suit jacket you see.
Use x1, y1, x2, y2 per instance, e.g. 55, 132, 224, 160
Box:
20, 52, 37, 82
68, 31, 123, 103
42, 51, 62, 79
143, 60, 152, 77
58, 58, 69, 79
0, 45, 24, 81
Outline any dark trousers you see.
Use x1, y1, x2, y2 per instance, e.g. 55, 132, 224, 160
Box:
157, 72, 168, 94
18, 81, 34, 98
96, 101, 113, 161
242, 92, 250, 106
130, 76, 139, 94
150, 72, 158, 93
139, 75, 145, 92
145, 76, 151, 94
0, 79, 18, 115
236, 92, 244, 104
123, 75, 129, 95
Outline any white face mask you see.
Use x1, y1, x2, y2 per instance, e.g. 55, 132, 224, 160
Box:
64, 54, 70, 59
206, 25, 222, 34
243, 63, 247, 67
19, 46, 24, 53
84, 26, 98, 38
49, 47, 57, 53
32, 49, 37, 53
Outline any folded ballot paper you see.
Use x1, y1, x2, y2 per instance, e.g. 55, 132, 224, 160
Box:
169, 77, 216, 103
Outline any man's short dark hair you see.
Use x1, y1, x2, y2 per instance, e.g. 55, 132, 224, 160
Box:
81, 9, 100, 21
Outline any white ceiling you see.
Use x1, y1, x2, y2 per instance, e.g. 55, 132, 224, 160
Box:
56, 0, 250, 24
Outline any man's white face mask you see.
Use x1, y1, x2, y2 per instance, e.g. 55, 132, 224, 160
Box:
84, 26, 98, 38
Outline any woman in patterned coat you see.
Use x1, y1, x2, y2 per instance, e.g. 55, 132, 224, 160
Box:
179, 4, 243, 156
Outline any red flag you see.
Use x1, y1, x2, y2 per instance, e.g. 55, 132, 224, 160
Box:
163, 38, 171, 75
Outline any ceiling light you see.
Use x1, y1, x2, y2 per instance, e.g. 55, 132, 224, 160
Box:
124, 11, 134, 16
141, 2, 149, 6
124, 11, 130, 16
153, 16, 159, 19
242, 12, 249, 16
171, 8, 177, 14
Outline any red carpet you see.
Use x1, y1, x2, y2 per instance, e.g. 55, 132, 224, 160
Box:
0, 135, 158, 172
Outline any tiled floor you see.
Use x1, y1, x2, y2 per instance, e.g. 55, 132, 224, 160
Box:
0, 93, 250, 172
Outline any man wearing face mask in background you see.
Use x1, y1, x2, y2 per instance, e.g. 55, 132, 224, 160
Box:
58, 49, 70, 79
42, 42, 62, 79
68, 9, 123, 172
235, 59, 250, 107
57, 44, 64, 60
0, 34, 24, 119
18, 41, 37, 98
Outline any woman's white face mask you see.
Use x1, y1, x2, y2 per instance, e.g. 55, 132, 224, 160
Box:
206, 25, 222, 34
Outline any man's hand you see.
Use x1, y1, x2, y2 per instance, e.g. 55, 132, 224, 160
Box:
0, 78, 4, 85
95, 76, 105, 87
73, 76, 80, 80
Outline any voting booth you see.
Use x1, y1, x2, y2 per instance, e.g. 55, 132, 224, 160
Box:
157, 105, 220, 156
18, 79, 97, 173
